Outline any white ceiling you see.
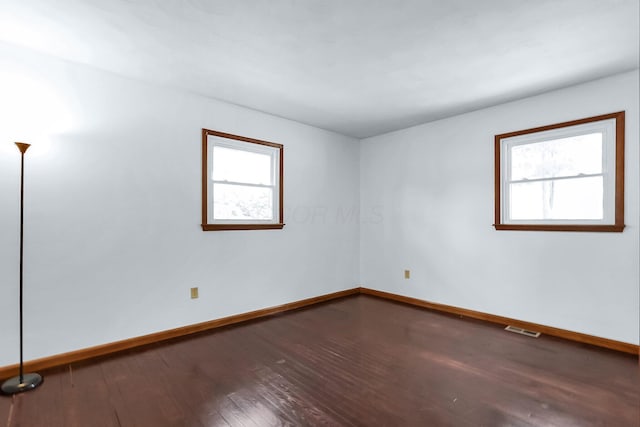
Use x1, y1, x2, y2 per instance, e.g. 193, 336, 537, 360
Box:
0, 0, 638, 138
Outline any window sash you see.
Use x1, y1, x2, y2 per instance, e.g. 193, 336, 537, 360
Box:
212, 140, 276, 186
212, 183, 275, 222
507, 175, 605, 223
209, 140, 280, 224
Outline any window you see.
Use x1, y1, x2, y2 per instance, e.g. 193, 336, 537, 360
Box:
494, 111, 624, 232
202, 129, 284, 231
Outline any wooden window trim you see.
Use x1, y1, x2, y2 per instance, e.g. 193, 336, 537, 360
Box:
494, 111, 625, 232
202, 129, 285, 231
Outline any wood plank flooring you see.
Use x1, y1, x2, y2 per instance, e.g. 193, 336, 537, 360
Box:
1, 295, 638, 426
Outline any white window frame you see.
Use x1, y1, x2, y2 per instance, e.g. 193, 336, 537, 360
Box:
494, 112, 625, 232
201, 129, 284, 231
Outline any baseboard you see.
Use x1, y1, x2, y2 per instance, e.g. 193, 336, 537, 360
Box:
0, 288, 360, 380
2, 286, 636, 379
359, 287, 639, 355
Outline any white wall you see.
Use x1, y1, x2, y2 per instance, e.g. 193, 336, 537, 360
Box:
1, 43, 636, 369
360, 70, 639, 345
0, 42, 360, 366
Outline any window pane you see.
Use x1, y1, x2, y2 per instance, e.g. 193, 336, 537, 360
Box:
213, 183, 273, 220
511, 133, 602, 180
212, 146, 272, 185
510, 176, 603, 220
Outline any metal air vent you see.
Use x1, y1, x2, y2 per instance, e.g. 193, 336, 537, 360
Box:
505, 325, 540, 338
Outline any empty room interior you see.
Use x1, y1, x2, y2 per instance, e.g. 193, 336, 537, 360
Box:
1, 1, 639, 426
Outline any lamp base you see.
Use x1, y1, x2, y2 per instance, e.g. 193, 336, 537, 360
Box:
1, 373, 43, 395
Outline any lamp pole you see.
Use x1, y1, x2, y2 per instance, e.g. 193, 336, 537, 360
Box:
1, 142, 43, 394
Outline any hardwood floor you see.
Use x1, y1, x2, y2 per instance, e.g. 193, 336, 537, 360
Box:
1, 295, 638, 426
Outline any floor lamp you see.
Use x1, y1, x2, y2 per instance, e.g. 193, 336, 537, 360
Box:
1, 142, 43, 395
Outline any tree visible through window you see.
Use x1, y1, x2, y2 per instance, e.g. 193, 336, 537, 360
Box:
494, 112, 624, 232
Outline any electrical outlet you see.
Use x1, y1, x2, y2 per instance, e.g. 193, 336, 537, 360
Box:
404, 270, 410, 279
190, 287, 199, 299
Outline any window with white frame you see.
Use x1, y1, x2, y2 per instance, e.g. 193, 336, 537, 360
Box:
494, 112, 624, 232
202, 129, 284, 231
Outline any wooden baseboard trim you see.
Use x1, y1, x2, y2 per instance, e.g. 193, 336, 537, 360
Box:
2, 286, 636, 379
0, 288, 360, 380
359, 287, 639, 355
